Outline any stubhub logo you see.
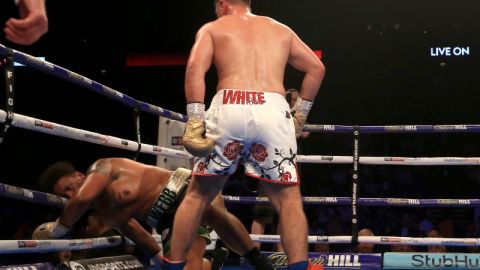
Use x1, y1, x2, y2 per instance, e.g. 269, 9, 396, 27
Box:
412, 254, 480, 268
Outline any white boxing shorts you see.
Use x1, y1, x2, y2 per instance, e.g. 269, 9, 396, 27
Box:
193, 89, 299, 184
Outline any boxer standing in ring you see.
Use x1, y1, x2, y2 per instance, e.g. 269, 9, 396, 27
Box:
172, 0, 325, 269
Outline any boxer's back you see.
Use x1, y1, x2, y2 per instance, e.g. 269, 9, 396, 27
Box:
209, 14, 292, 93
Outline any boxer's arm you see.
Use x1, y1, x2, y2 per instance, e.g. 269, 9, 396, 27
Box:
183, 24, 216, 157
119, 218, 162, 256
288, 31, 325, 101
84, 215, 112, 237
185, 24, 214, 104
59, 159, 112, 228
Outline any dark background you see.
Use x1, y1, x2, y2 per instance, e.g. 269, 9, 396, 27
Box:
0, 0, 480, 245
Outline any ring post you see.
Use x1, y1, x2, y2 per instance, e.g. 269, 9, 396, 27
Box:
351, 126, 360, 248
0, 47, 15, 150
132, 108, 142, 161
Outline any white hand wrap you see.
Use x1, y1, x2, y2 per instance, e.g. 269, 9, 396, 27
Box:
183, 103, 214, 157
187, 103, 206, 119
49, 219, 69, 238
32, 219, 69, 239
291, 97, 313, 138
292, 96, 313, 116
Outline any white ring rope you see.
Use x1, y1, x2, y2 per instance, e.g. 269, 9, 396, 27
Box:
0, 235, 162, 254
297, 155, 480, 165
1, 110, 479, 166
1, 234, 479, 254
249, 234, 480, 246
0, 110, 191, 160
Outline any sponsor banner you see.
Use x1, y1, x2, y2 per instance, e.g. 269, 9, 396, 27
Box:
68, 239, 94, 249
321, 125, 335, 131
386, 198, 420, 206
436, 199, 471, 205
303, 197, 338, 203
384, 125, 417, 132
381, 237, 402, 243
69, 255, 144, 270
433, 125, 467, 131
261, 252, 381, 269
102, 86, 124, 99
25, 55, 53, 69
17, 240, 38, 248
34, 120, 54, 129
46, 193, 65, 204
321, 156, 334, 161
5, 185, 24, 196
0, 262, 55, 270
384, 157, 406, 162
384, 252, 480, 269
83, 133, 108, 144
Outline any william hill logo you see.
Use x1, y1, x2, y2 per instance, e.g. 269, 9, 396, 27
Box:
266, 254, 362, 267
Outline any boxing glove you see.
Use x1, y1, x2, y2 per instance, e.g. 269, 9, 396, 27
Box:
291, 97, 313, 139
182, 103, 214, 157
32, 219, 69, 239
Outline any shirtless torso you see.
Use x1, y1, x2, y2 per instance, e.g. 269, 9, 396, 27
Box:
185, 8, 322, 103
209, 14, 291, 93
84, 158, 171, 228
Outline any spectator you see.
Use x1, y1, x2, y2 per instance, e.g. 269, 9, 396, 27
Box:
4, 0, 48, 45
391, 244, 415, 252
356, 228, 375, 253
426, 229, 447, 253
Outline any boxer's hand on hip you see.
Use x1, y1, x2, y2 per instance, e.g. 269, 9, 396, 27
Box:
183, 118, 214, 157
291, 96, 313, 139
32, 219, 69, 239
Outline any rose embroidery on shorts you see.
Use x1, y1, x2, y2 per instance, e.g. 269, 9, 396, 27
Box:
200, 140, 244, 175
223, 140, 244, 161
280, 171, 292, 182
251, 143, 268, 162
246, 147, 296, 181
197, 162, 206, 174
